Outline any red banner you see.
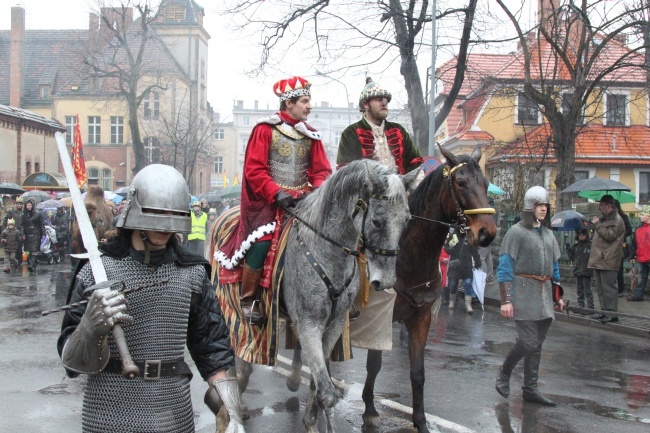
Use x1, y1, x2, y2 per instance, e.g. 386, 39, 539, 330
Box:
72, 114, 87, 188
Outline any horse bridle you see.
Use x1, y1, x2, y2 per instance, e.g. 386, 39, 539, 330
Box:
284, 191, 400, 324
410, 162, 495, 233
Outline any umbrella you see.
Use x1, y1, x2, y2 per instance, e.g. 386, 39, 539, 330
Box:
20, 190, 52, 203
578, 190, 636, 204
220, 184, 242, 200
59, 197, 73, 207
55, 192, 71, 199
111, 194, 124, 204
488, 183, 505, 195
199, 191, 222, 203
0, 182, 25, 195
550, 210, 591, 231
113, 186, 131, 197
82, 190, 117, 201
36, 199, 63, 210
562, 176, 631, 194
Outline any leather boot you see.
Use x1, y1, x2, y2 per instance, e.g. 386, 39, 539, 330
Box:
465, 296, 474, 314
522, 349, 556, 406
240, 262, 266, 325
496, 340, 527, 399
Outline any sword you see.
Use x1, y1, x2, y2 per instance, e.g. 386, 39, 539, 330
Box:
55, 132, 139, 379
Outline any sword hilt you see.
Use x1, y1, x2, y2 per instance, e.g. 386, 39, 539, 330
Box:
112, 324, 140, 379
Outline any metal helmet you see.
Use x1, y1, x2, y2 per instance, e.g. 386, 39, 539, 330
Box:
358, 77, 392, 112
523, 186, 550, 211
116, 164, 191, 234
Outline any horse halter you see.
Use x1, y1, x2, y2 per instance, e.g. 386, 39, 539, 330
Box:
412, 161, 495, 233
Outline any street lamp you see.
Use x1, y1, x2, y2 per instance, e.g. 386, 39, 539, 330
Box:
316, 71, 352, 125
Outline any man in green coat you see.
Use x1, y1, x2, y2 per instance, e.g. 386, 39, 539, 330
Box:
337, 77, 423, 174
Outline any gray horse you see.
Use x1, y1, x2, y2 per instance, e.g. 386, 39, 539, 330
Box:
281, 159, 418, 432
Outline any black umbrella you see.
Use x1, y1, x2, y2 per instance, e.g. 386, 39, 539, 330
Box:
561, 176, 631, 194
0, 182, 25, 195
550, 210, 591, 232
21, 190, 52, 204
200, 191, 222, 203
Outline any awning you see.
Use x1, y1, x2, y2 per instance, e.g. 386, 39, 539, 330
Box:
22, 172, 69, 191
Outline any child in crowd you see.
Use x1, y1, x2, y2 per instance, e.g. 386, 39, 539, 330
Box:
1, 218, 22, 273
567, 228, 594, 310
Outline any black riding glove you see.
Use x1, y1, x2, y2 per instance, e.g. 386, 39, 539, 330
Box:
275, 191, 296, 209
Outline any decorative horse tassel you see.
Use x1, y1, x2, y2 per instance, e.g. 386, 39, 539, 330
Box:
356, 252, 370, 309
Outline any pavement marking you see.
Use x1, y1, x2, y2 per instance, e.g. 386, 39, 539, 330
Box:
275, 354, 475, 433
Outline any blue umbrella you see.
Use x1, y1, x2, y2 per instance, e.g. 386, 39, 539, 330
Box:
551, 210, 590, 231
488, 183, 505, 195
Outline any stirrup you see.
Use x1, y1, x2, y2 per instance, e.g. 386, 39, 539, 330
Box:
243, 299, 266, 326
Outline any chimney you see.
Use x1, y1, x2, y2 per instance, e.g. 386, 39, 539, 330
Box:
88, 13, 100, 51
9, 6, 25, 107
254, 100, 258, 110
321, 101, 329, 108
612, 134, 618, 151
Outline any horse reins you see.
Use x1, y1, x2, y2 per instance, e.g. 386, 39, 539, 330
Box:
410, 162, 495, 234
283, 191, 399, 325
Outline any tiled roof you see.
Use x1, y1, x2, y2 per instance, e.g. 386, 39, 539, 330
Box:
0, 29, 87, 106
487, 124, 650, 165
437, 53, 512, 97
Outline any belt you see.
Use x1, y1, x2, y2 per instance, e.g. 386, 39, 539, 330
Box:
103, 358, 192, 380
515, 273, 552, 282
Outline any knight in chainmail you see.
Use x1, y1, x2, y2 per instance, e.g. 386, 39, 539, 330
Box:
215, 76, 332, 325
495, 186, 565, 407
336, 78, 423, 353
57, 164, 244, 433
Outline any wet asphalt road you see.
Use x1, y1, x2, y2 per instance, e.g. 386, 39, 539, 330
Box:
0, 261, 649, 433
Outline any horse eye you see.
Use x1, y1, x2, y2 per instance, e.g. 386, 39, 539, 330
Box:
372, 219, 383, 228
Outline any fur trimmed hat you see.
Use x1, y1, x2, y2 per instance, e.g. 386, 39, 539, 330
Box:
640, 205, 650, 216
273, 76, 311, 101
6, 218, 14, 226
358, 77, 392, 111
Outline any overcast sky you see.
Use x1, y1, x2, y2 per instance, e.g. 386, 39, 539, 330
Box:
0, 0, 542, 122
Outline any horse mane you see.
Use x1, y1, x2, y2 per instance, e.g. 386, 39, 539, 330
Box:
298, 160, 402, 235
408, 153, 478, 219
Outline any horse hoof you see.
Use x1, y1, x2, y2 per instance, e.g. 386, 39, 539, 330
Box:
362, 413, 381, 427
286, 374, 301, 392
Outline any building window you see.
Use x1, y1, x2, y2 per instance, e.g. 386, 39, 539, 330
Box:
144, 137, 160, 163
164, 7, 185, 21
110, 116, 124, 144
26, 161, 31, 176
242, 116, 250, 126
574, 170, 589, 182
214, 156, 223, 173
516, 92, 540, 125
65, 115, 77, 145
334, 131, 341, 146
214, 128, 225, 140
88, 116, 101, 144
34, 162, 40, 172
640, 172, 650, 204
240, 134, 249, 154
610, 167, 620, 182
143, 92, 160, 120
40, 85, 50, 99
605, 93, 628, 126
101, 168, 112, 191
88, 168, 99, 185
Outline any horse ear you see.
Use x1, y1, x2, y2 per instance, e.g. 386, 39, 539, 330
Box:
439, 145, 460, 166
471, 147, 482, 164
402, 167, 422, 194
364, 161, 380, 191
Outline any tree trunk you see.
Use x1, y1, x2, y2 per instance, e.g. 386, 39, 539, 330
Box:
553, 130, 576, 211
129, 98, 146, 175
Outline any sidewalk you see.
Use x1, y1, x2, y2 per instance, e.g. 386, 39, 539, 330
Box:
484, 278, 650, 338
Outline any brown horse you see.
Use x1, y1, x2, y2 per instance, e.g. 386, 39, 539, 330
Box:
282, 146, 497, 433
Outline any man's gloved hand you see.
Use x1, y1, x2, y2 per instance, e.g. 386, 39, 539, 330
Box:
61, 284, 133, 374
448, 234, 459, 248
275, 191, 296, 209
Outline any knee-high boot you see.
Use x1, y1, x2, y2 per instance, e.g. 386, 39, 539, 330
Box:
240, 262, 266, 325
522, 349, 556, 406
495, 340, 527, 399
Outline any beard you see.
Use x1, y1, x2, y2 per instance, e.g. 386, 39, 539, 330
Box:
366, 104, 388, 123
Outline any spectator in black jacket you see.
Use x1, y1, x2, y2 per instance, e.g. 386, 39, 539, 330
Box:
444, 232, 481, 314
614, 200, 633, 297
567, 228, 594, 310
21, 199, 44, 272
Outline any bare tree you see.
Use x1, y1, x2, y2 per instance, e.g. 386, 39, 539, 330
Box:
81, 1, 169, 175
223, 0, 479, 155
147, 91, 215, 189
496, 0, 650, 209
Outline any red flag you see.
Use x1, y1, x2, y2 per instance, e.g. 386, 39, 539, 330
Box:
72, 114, 87, 188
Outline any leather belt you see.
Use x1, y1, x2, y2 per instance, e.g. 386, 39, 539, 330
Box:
103, 358, 192, 380
515, 273, 552, 282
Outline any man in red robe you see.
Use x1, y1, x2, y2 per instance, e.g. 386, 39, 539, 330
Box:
215, 76, 332, 325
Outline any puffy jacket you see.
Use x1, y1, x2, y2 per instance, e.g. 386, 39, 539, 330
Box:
588, 209, 625, 271
631, 223, 650, 263
21, 203, 44, 253
567, 238, 593, 277
1, 227, 22, 252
